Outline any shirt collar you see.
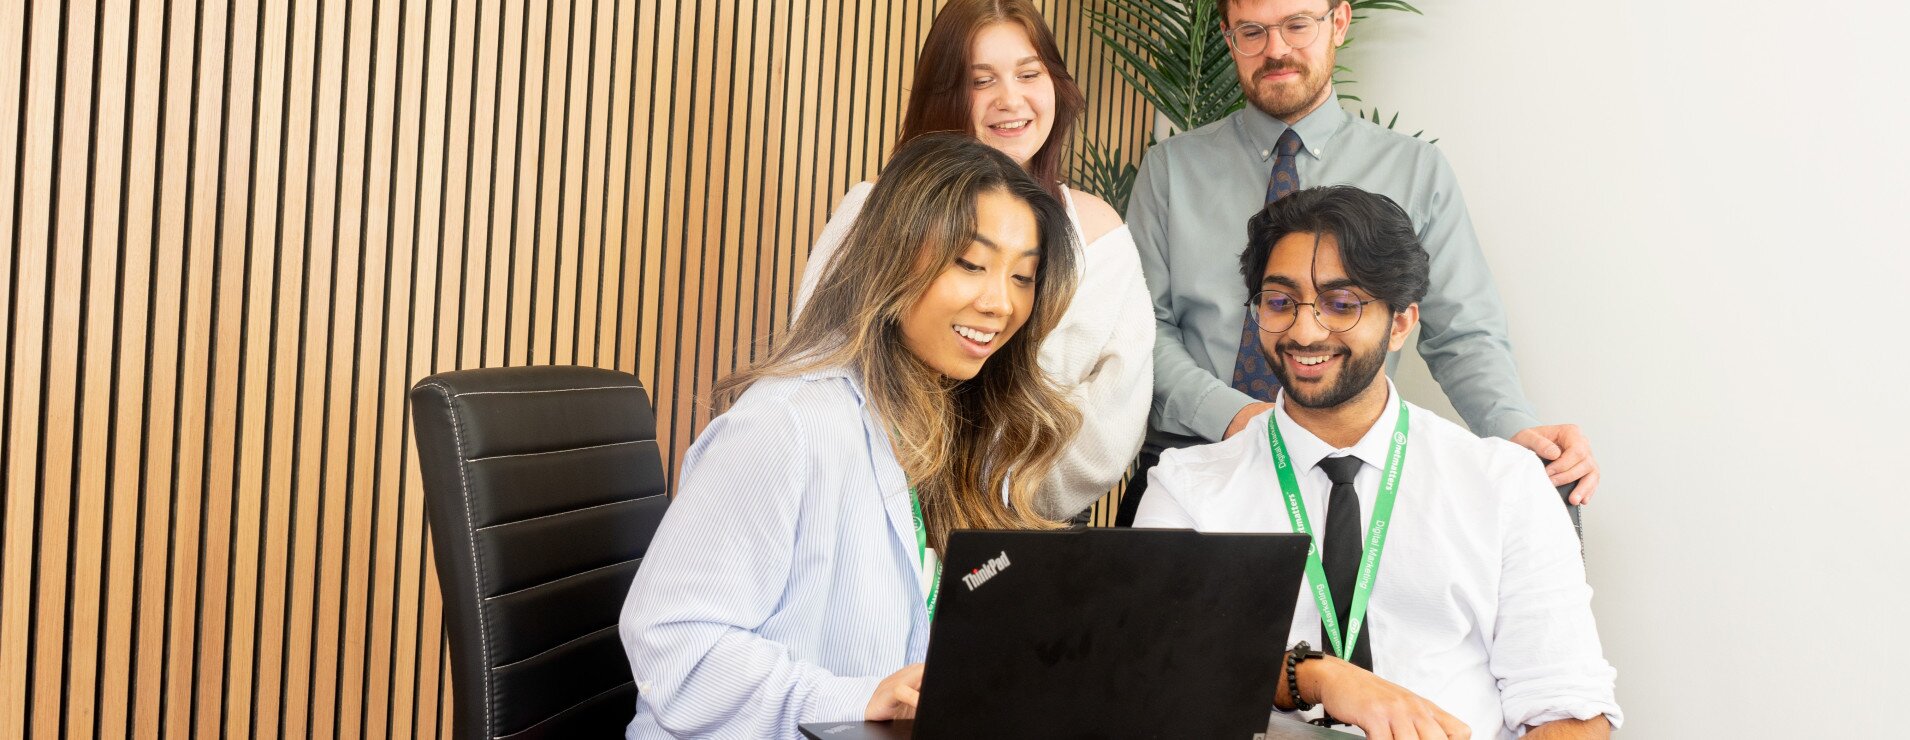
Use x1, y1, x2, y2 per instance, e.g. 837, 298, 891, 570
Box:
796, 364, 867, 405
1271, 378, 1401, 476
1236, 86, 1350, 162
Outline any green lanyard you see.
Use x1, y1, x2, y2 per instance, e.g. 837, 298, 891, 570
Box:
1267, 398, 1410, 661
908, 485, 942, 621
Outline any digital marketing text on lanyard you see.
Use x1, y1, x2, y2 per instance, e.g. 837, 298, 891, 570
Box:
1268, 398, 1409, 660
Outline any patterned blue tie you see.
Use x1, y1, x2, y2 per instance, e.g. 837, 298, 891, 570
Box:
1230, 128, 1304, 401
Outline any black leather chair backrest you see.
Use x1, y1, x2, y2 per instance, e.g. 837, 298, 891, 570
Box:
410, 366, 669, 740
1558, 480, 1583, 542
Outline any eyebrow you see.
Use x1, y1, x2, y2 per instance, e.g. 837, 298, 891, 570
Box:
971, 56, 1043, 71
1238, 10, 1328, 25
972, 233, 1042, 258
1259, 275, 1362, 292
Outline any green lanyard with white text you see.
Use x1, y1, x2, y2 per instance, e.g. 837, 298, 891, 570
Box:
1268, 398, 1410, 661
908, 485, 942, 621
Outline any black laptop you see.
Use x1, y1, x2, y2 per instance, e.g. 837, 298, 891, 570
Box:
800, 528, 1313, 740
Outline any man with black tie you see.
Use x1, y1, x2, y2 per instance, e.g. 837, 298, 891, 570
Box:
1135, 186, 1620, 740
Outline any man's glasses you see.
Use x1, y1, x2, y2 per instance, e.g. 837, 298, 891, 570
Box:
1248, 289, 1379, 333
1222, 8, 1335, 57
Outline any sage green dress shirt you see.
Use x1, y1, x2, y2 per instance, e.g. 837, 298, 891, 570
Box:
1131, 91, 1540, 446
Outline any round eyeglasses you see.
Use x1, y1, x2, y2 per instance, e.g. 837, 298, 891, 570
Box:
1222, 8, 1335, 57
1248, 289, 1379, 333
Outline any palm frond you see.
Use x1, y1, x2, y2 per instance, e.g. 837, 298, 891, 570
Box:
1358, 107, 1438, 143
1069, 139, 1142, 215
1086, 0, 1241, 133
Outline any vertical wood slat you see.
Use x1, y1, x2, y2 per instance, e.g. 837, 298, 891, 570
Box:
0, 1, 1152, 737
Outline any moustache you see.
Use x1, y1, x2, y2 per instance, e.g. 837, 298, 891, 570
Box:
1274, 340, 1344, 356
1255, 61, 1306, 78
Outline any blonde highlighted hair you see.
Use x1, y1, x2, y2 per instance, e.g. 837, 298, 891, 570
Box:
719, 133, 1081, 549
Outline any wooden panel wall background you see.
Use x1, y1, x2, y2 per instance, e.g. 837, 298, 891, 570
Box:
0, 0, 1154, 737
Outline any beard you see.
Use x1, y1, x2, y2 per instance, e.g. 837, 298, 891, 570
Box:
1240, 52, 1335, 121
1261, 334, 1388, 410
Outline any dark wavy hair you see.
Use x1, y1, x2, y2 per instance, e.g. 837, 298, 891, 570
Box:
1239, 185, 1429, 313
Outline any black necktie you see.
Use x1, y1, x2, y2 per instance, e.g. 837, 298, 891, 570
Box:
1317, 455, 1373, 671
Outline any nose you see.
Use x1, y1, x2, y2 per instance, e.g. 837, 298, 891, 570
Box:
1282, 300, 1331, 345
1261, 30, 1293, 60
995, 79, 1024, 111
972, 272, 1014, 318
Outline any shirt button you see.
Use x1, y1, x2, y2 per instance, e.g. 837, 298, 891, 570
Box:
1261, 149, 1270, 158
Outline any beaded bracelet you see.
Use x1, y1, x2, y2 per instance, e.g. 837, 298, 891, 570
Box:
1285, 641, 1323, 711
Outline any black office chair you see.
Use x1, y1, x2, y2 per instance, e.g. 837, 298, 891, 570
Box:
410, 366, 670, 739
1559, 479, 1584, 551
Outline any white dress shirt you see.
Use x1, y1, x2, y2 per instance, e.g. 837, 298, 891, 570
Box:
1134, 382, 1622, 738
792, 182, 1154, 519
619, 368, 930, 739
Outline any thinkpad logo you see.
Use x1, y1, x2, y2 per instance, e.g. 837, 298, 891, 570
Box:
961, 550, 1012, 591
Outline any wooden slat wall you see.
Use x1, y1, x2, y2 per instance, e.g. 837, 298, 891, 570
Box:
0, 1, 1153, 737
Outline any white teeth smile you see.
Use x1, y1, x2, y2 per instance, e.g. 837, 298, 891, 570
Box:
992, 120, 1029, 130
954, 325, 998, 344
1294, 355, 1332, 366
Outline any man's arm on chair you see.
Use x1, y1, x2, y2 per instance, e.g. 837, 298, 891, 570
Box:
1490, 447, 1623, 734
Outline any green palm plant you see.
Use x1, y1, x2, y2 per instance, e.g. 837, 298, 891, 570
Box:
1076, 0, 1424, 208
1085, 0, 1240, 135
1071, 139, 1142, 213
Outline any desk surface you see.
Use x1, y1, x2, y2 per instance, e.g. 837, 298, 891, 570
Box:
799, 712, 1360, 739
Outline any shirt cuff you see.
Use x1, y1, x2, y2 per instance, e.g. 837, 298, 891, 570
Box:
1192, 385, 1258, 443
807, 674, 885, 724
1519, 702, 1625, 732
1482, 408, 1542, 442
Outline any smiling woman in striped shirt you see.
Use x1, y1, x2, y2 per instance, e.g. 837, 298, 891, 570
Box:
618, 133, 1081, 739
793, 0, 1154, 522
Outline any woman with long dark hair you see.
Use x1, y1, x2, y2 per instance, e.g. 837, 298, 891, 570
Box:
620, 134, 1080, 738
793, 0, 1153, 521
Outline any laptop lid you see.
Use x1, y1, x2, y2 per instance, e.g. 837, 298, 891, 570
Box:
910, 528, 1311, 740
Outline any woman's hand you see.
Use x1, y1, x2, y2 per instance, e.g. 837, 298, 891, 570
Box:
864, 663, 926, 721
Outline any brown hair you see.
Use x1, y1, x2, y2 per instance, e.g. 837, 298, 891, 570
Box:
720, 133, 1082, 550
897, 0, 1084, 201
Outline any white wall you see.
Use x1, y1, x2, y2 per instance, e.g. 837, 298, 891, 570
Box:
1342, 1, 1910, 736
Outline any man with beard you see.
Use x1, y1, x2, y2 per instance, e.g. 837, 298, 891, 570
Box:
1134, 186, 1620, 740
1119, 0, 1600, 523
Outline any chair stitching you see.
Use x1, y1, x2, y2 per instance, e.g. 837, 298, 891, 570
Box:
466, 437, 651, 463
472, 494, 664, 533
489, 623, 620, 672
423, 380, 496, 739
488, 680, 636, 740
481, 555, 643, 602
453, 384, 640, 398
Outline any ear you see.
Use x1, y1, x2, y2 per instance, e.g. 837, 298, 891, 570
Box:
1330, 0, 1352, 46
1387, 303, 1419, 352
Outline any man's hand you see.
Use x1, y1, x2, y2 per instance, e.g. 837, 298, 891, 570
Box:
864, 664, 924, 721
1300, 656, 1470, 740
1509, 424, 1600, 504
1225, 401, 1279, 439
